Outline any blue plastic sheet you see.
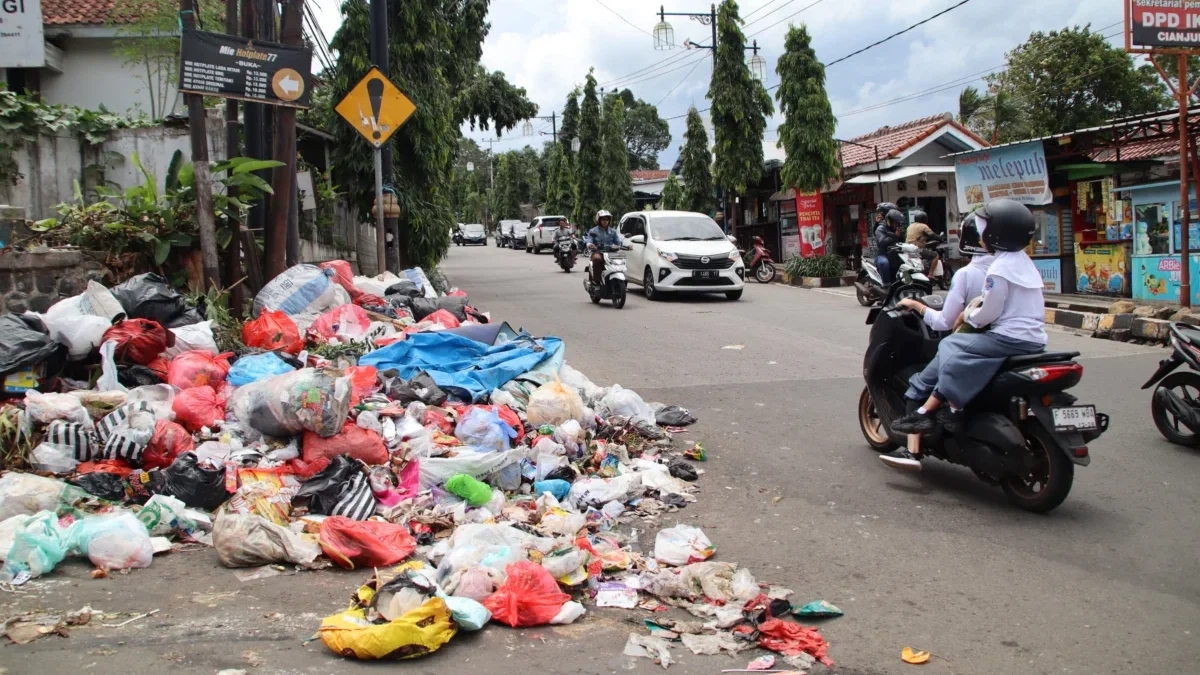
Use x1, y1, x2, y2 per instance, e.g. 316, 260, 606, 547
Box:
227, 352, 296, 387
360, 332, 562, 402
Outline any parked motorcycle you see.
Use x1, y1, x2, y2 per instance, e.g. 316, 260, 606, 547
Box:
741, 235, 776, 284
584, 246, 628, 309
855, 243, 930, 306
1142, 322, 1200, 446
554, 234, 578, 273
858, 281, 1108, 512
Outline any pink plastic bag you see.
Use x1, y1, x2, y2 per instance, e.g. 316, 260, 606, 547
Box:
344, 365, 380, 404
318, 516, 416, 569
482, 561, 572, 627
166, 350, 232, 390
319, 260, 362, 301
302, 421, 388, 465
308, 304, 371, 342
423, 309, 461, 329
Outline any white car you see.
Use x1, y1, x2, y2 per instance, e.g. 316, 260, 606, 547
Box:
526, 215, 570, 253
619, 210, 745, 301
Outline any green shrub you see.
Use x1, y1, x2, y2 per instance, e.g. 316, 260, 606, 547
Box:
785, 254, 846, 278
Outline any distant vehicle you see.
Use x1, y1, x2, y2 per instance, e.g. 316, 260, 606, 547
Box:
526, 215, 570, 253
459, 223, 487, 246
452, 224, 463, 245
509, 222, 530, 249
497, 220, 521, 248
618, 210, 746, 301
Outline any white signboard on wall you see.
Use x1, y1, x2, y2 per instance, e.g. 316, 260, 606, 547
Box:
0, 0, 45, 68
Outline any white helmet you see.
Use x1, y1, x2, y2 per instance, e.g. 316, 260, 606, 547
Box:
595, 209, 612, 225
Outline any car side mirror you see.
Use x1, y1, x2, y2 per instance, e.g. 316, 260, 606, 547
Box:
629, 235, 645, 245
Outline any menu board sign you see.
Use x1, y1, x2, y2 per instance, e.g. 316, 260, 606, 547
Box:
178, 29, 312, 108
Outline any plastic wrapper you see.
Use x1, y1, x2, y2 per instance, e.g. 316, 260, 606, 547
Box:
110, 273, 204, 328
319, 516, 417, 569
227, 368, 351, 439
598, 384, 656, 425
29, 442, 80, 474
303, 422, 388, 466
24, 391, 93, 428
0, 313, 66, 379
166, 350, 231, 390
172, 385, 225, 432
141, 419, 196, 470
455, 407, 517, 452
309, 304, 372, 342
526, 377, 586, 427
320, 596, 456, 660
482, 561, 572, 627
213, 512, 320, 568
252, 264, 351, 330
242, 309, 304, 354
654, 524, 714, 566
66, 512, 153, 571
226, 351, 296, 387
103, 318, 172, 365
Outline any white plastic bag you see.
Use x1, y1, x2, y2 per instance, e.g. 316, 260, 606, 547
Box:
419, 450, 519, 488
549, 601, 586, 625
654, 524, 715, 566
567, 474, 641, 509
558, 363, 605, 405
352, 271, 403, 298
526, 378, 585, 427
252, 264, 350, 331
24, 391, 93, 429
213, 512, 320, 568
0, 473, 69, 521
455, 407, 516, 452
98, 340, 126, 392
598, 385, 656, 425
67, 512, 154, 571
163, 321, 218, 358
29, 442, 80, 475
43, 280, 123, 323
47, 314, 112, 361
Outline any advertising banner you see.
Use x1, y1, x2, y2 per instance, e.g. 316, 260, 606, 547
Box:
0, 0, 45, 68
1129, 1, 1200, 49
953, 141, 1052, 212
1077, 244, 1131, 296
796, 191, 825, 258
1032, 259, 1062, 294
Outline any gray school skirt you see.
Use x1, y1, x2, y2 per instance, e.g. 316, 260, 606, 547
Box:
905, 331, 1044, 408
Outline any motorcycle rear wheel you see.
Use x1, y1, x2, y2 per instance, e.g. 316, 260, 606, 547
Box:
857, 387, 893, 451
1000, 424, 1074, 513
1151, 371, 1200, 447
856, 281, 874, 307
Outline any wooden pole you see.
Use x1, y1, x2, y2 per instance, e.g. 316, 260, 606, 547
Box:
223, 0, 244, 312
1180, 54, 1192, 309
266, 0, 303, 279
180, 0, 220, 290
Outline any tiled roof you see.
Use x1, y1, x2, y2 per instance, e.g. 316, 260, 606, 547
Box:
630, 170, 671, 182
839, 113, 988, 168
42, 0, 135, 26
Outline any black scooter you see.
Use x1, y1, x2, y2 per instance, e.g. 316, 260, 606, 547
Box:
554, 233, 578, 272
1142, 322, 1200, 446
859, 282, 1108, 512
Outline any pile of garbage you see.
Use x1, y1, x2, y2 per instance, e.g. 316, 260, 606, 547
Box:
0, 261, 834, 669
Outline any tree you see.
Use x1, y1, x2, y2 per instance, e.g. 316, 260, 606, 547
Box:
494, 154, 522, 220
957, 86, 988, 127
560, 90, 581, 161
600, 94, 634, 217
775, 24, 839, 195
544, 144, 569, 215
680, 107, 714, 214
573, 71, 604, 227
987, 26, 1168, 141
709, 0, 774, 230
660, 174, 683, 211
325, 0, 536, 270
617, 89, 672, 170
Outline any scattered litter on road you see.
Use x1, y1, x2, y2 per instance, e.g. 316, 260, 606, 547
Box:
100, 608, 158, 628
793, 600, 843, 618
902, 647, 932, 664
722, 345, 746, 350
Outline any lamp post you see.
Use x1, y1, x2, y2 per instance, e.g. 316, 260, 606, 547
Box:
523, 111, 559, 144
655, 4, 766, 79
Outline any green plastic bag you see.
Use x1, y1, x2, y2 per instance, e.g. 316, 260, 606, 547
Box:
445, 474, 492, 506
793, 600, 843, 618
0, 511, 69, 582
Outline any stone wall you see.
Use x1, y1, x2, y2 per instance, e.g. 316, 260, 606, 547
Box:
0, 249, 108, 315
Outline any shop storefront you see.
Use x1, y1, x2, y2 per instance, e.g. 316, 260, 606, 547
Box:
1112, 180, 1200, 303
822, 185, 875, 262
1072, 177, 1132, 297
1028, 201, 1072, 294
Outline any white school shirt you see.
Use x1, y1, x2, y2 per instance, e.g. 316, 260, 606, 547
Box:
965, 274, 1048, 345
923, 255, 994, 332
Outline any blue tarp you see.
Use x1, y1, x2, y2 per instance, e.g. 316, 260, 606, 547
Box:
359, 332, 563, 402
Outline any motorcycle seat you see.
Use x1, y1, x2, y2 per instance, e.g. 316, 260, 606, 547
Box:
1174, 323, 1200, 345
1002, 351, 1080, 369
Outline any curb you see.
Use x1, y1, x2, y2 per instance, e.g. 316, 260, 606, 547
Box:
1044, 308, 1174, 344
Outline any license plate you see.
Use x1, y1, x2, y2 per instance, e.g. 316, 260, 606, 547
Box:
1052, 405, 1097, 431
693, 270, 718, 279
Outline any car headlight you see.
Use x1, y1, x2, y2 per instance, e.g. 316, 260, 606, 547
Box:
658, 250, 678, 262
728, 250, 741, 261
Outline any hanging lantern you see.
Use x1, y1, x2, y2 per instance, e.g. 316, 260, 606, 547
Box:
748, 53, 767, 83
375, 193, 400, 219
522, 119, 534, 137
653, 20, 675, 51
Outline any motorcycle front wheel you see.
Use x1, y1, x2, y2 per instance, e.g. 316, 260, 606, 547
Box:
612, 280, 627, 309
1151, 371, 1200, 447
755, 262, 776, 283
1000, 424, 1074, 513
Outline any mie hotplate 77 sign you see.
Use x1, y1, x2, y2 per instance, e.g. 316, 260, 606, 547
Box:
179, 29, 313, 108
1129, 1, 1200, 49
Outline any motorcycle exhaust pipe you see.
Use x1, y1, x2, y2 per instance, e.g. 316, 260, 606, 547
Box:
1156, 387, 1200, 432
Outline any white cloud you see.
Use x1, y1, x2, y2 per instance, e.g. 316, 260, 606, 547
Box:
311, 0, 1120, 166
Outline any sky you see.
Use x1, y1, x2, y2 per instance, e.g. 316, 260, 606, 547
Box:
312, 0, 1121, 169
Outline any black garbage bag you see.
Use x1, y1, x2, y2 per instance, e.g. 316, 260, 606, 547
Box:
294, 455, 360, 516
669, 460, 698, 482
656, 405, 696, 427
384, 280, 422, 299
408, 296, 469, 322
117, 364, 164, 387
70, 472, 127, 502
0, 313, 67, 378
544, 466, 577, 483
125, 452, 228, 510
383, 370, 448, 407
110, 273, 204, 328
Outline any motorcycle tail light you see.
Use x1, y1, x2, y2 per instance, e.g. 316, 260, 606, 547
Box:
1021, 363, 1082, 382
1073, 446, 1089, 458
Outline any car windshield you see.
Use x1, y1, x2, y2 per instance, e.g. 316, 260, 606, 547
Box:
650, 216, 727, 242
513, 224, 530, 234
463, 225, 484, 234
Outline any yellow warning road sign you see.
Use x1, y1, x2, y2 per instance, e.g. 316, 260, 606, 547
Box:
335, 68, 416, 148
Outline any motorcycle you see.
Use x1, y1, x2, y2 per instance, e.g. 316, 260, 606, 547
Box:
922, 236, 950, 291
858, 281, 1108, 512
554, 233, 578, 272
1141, 322, 1200, 446
855, 243, 930, 307
741, 235, 776, 284
584, 245, 628, 309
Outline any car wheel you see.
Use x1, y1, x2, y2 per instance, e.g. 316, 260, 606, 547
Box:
643, 269, 660, 301
726, 289, 743, 301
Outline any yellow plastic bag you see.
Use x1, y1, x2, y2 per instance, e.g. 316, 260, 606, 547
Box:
526, 376, 585, 427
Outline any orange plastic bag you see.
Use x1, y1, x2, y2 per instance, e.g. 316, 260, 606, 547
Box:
303, 421, 388, 465
318, 516, 417, 569
167, 350, 232, 390
482, 561, 571, 627
172, 385, 226, 432
103, 318, 172, 365
242, 310, 304, 354
344, 366, 380, 404
423, 309, 460, 329
142, 419, 195, 470
319, 260, 362, 301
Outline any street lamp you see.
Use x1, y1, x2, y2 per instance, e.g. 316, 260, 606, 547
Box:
656, 4, 716, 55
571, 137, 581, 153
653, 18, 675, 50
747, 41, 766, 82
522, 120, 534, 137
525, 112, 559, 144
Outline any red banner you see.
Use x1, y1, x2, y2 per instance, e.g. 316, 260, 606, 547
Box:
796, 191, 825, 258
1130, 1, 1200, 49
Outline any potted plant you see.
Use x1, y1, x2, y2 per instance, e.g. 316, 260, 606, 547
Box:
784, 254, 849, 287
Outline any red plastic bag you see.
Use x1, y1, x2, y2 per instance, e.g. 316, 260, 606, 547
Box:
448, 404, 524, 443
423, 309, 460, 329
103, 318, 173, 365
167, 350, 232, 390
76, 459, 133, 476
285, 455, 331, 480
302, 421, 388, 465
752, 618, 833, 667
242, 310, 304, 355
354, 293, 385, 308
147, 357, 171, 381
172, 385, 225, 432
309, 304, 372, 342
344, 366, 380, 404
319, 260, 362, 301
142, 419, 195, 470
318, 516, 416, 569
482, 561, 571, 627
447, 290, 468, 297
423, 408, 454, 435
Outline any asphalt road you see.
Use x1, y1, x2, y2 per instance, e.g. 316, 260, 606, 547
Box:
3, 241, 1197, 675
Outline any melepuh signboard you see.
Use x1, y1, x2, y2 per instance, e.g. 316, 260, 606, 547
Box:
953, 141, 1053, 213
1128, 1, 1200, 49
0, 0, 45, 68
178, 29, 313, 108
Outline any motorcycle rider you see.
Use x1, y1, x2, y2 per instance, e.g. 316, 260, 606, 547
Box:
905, 209, 939, 271
882, 199, 1047, 471
874, 208, 904, 284
553, 219, 575, 262
585, 210, 622, 285
896, 211, 995, 332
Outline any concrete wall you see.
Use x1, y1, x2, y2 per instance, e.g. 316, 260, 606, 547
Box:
0, 248, 108, 314
39, 38, 181, 118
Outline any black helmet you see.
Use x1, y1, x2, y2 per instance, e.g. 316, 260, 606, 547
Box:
980, 199, 1035, 252
885, 209, 906, 228
875, 201, 897, 218
958, 212, 987, 256
911, 209, 928, 224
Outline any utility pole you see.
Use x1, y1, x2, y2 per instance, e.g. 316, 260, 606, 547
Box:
266, 0, 303, 279
223, 0, 244, 310
370, 0, 401, 271
483, 138, 498, 230
180, 0, 219, 289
